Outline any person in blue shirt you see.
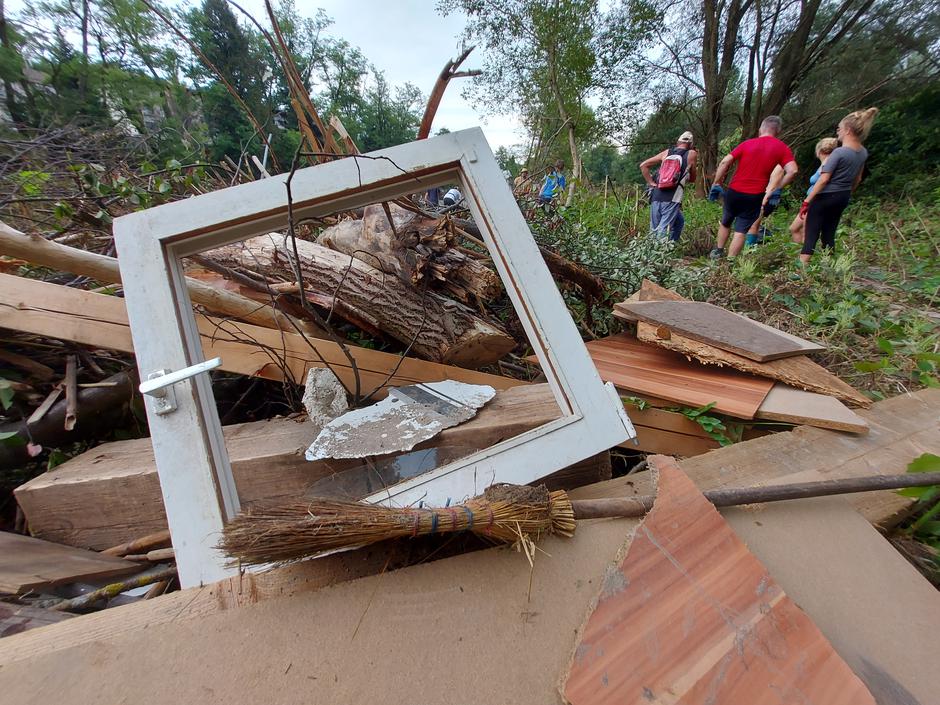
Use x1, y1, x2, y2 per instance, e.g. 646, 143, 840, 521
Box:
789, 137, 838, 246
539, 160, 567, 204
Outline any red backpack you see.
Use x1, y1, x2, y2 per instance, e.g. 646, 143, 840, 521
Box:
656, 150, 686, 189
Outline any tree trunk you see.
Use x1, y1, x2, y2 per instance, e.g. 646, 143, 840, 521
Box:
211, 234, 516, 368
0, 220, 318, 335
317, 204, 502, 304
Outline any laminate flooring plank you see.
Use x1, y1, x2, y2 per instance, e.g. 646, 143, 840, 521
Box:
756, 384, 870, 433
583, 335, 773, 419
618, 300, 823, 361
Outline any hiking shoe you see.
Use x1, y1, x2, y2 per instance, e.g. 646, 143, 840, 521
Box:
708, 247, 725, 259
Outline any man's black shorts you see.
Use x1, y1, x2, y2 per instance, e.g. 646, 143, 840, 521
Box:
721, 188, 763, 233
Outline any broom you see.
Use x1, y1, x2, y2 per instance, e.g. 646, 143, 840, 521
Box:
219, 471, 940, 567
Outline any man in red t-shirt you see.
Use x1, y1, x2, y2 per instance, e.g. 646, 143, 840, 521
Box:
708, 116, 798, 258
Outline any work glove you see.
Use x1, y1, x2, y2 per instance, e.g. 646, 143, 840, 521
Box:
708, 184, 724, 202
799, 200, 810, 219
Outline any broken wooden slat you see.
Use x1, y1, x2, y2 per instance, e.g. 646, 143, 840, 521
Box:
563, 456, 877, 705
755, 383, 869, 433
617, 280, 869, 407
635, 320, 871, 407
582, 334, 775, 419
617, 300, 823, 361
0, 532, 141, 595
0, 273, 521, 397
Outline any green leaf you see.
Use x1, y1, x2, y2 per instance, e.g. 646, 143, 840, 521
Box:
0, 383, 13, 410
876, 337, 894, 354
854, 360, 887, 373
46, 449, 68, 470
0, 430, 19, 441
908, 453, 940, 474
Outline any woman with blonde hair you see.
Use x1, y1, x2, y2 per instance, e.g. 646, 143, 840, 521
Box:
790, 137, 839, 244
799, 107, 879, 262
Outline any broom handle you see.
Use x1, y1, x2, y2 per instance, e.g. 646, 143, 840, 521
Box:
569, 471, 940, 520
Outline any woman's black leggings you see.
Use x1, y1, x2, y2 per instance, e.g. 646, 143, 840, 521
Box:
803, 190, 852, 255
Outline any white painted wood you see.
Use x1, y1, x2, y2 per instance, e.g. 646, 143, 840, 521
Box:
114, 129, 635, 583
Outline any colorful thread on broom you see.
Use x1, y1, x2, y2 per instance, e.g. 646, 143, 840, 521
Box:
485, 507, 495, 534
430, 512, 439, 535
462, 506, 474, 531
412, 513, 420, 537
449, 508, 458, 531
445, 498, 452, 507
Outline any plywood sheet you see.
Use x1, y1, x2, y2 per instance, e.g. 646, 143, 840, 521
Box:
563, 456, 876, 705
0, 532, 141, 595
584, 334, 774, 419
617, 300, 823, 361
756, 383, 869, 433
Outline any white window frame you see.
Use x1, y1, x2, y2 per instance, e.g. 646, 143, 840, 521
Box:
114, 129, 635, 587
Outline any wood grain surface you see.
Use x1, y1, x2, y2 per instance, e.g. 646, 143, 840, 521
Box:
584, 334, 774, 419
616, 300, 823, 361
756, 384, 870, 433
0, 532, 141, 595
562, 456, 877, 705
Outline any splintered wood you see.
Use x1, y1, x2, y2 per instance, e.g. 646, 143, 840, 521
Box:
562, 456, 876, 705
617, 300, 823, 361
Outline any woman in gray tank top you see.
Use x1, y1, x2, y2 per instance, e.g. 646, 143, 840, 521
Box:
798, 107, 879, 263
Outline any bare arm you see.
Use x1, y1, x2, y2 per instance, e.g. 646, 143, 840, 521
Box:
687, 150, 698, 183
712, 153, 736, 186
639, 151, 667, 187
778, 160, 799, 189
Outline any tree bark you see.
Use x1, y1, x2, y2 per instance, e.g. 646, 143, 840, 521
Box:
211, 234, 516, 368
317, 204, 502, 304
0, 220, 317, 335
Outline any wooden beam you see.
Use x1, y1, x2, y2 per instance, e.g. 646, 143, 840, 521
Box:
0, 273, 520, 396
0, 220, 315, 334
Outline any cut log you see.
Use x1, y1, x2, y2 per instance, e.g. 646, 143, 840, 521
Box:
209, 233, 515, 367
0, 220, 315, 334
317, 205, 502, 304
14, 385, 607, 550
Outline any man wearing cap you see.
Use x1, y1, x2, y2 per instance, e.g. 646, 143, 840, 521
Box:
513, 167, 531, 194
707, 115, 798, 258
640, 131, 697, 242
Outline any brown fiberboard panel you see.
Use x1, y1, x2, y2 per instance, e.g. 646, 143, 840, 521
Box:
0, 532, 141, 595
584, 334, 774, 419
635, 320, 871, 407
618, 300, 823, 361
562, 456, 877, 705
756, 383, 869, 433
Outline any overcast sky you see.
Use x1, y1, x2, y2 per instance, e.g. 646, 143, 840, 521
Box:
7, 0, 525, 150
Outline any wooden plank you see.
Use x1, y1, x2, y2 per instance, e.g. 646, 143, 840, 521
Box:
563, 456, 876, 705
615, 280, 869, 407
0, 533, 141, 595
626, 424, 720, 456
0, 273, 521, 396
1, 472, 938, 703
756, 383, 869, 433
0, 603, 74, 638
617, 300, 823, 361
635, 320, 871, 407
583, 334, 774, 419
579, 388, 940, 527
15, 385, 607, 550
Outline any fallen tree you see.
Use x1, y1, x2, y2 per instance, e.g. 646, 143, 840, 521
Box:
317, 204, 502, 304
207, 233, 517, 367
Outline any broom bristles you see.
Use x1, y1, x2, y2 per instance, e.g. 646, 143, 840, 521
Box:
219, 485, 576, 567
